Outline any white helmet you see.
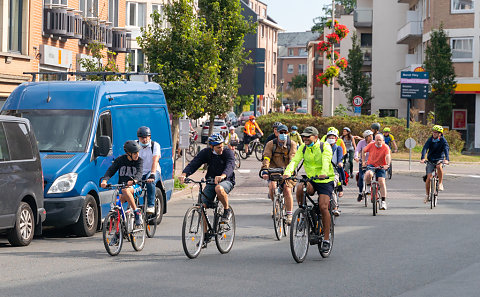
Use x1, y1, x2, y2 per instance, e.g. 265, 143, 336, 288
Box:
229, 126, 235, 130
363, 130, 374, 138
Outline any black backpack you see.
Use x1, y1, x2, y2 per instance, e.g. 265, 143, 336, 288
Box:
136, 140, 156, 154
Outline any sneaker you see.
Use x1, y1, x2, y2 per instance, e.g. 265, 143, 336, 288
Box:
365, 186, 371, 194
109, 232, 119, 246
320, 240, 331, 253
357, 194, 363, 202
146, 206, 155, 214
438, 183, 444, 191
332, 209, 341, 216
424, 195, 429, 204
221, 208, 232, 223
380, 201, 387, 210
338, 191, 344, 198
134, 209, 143, 226
285, 214, 292, 225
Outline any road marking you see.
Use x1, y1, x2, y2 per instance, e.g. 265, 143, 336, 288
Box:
447, 173, 480, 178
237, 169, 251, 174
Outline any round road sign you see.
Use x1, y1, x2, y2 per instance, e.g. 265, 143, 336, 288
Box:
405, 137, 416, 149
353, 95, 364, 107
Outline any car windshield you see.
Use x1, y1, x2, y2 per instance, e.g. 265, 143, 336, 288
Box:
242, 111, 254, 117
2, 109, 93, 152
205, 121, 226, 127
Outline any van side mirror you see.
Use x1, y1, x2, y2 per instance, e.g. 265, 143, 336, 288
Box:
95, 136, 111, 157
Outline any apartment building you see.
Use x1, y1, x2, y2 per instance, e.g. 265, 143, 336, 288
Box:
239, 0, 282, 115
278, 31, 319, 109
0, 0, 128, 102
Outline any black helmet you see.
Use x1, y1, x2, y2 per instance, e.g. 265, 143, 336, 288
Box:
272, 121, 282, 129
371, 123, 380, 131
124, 140, 141, 153
137, 126, 151, 138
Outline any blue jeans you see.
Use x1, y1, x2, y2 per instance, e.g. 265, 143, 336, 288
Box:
357, 163, 365, 193
142, 172, 160, 207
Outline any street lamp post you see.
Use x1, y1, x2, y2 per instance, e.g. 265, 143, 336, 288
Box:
330, 0, 335, 116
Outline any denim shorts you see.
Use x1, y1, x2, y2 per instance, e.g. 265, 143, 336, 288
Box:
309, 181, 334, 198
366, 165, 386, 178
201, 180, 234, 208
425, 161, 440, 174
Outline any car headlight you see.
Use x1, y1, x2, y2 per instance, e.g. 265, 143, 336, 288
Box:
47, 173, 78, 194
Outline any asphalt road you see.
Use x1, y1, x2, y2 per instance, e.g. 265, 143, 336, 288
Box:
1, 157, 480, 297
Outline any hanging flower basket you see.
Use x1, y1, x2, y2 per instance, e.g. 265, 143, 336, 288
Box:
334, 24, 350, 40
316, 72, 330, 86
325, 65, 340, 78
326, 50, 340, 61
317, 41, 331, 53
326, 33, 340, 44
325, 19, 339, 29
335, 57, 348, 70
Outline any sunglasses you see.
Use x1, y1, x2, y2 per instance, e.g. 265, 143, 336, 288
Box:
279, 131, 288, 134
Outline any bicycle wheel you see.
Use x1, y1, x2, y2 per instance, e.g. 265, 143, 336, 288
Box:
185, 144, 195, 162
430, 177, 436, 209
290, 208, 310, 263
239, 148, 248, 159
216, 206, 235, 254
255, 143, 265, 161
235, 151, 241, 169
372, 185, 378, 216
282, 199, 289, 238
319, 211, 334, 258
130, 217, 146, 251
103, 211, 123, 256
388, 164, 393, 180
182, 206, 204, 259
364, 191, 368, 207
145, 198, 159, 238
272, 195, 283, 240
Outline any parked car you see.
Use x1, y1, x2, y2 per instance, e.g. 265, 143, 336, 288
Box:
238, 111, 254, 125
201, 120, 228, 143
225, 112, 238, 127
295, 107, 308, 114
0, 116, 45, 246
2, 80, 174, 236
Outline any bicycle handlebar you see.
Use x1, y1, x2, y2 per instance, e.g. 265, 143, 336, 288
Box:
184, 177, 217, 185
286, 175, 328, 183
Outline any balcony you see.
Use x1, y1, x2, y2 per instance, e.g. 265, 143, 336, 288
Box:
397, 21, 422, 44
110, 29, 130, 53
43, 7, 68, 36
354, 9, 373, 28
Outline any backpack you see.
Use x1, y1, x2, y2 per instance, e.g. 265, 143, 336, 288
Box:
136, 140, 156, 154
272, 138, 292, 164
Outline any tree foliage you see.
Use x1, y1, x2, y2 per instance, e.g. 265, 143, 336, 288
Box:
311, 0, 356, 34
234, 95, 254, 114
78, 41, 119, 81
337, 32, 372, 112
424, 25, 457, 126
290, 74, 307, 89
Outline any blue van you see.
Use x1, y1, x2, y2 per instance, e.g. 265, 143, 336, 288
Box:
1, 80, 174, 236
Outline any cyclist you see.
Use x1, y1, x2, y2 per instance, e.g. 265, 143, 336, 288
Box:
243, 115, 263, 155
326, 129, 345, 215
137, 126, 161, 214
371, 122, 381, 138
289, 125, 303, 146
354, 130, 374, 202
383, 127, 398, 153
265, 121, 283, 143
321, 126, 347, 155
283, 126, 335, 253
341, 127, 356, 176
420, 125, 450, 202
179, 133, 235, 223
362, 134, 391, 210
225, 126, 240, 150
101, 140, 144, 226
261, 124, 297, 225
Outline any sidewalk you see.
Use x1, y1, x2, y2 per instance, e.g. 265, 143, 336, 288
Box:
170, 165, 206, 201
392, 159, 480, 175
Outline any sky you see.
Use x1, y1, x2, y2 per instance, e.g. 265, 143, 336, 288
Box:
260, 0, 332, 32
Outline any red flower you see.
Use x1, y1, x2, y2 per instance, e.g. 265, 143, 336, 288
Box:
334, 24, 350, 39
326, 50, 340, 60
326, 33, 340, 44
317, 41, 331, 53
335, 57, 348, 70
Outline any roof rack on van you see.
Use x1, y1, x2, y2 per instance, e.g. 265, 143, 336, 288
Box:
23, 72, 158, 82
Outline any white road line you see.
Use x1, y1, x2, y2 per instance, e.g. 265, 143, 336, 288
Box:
447, 173, 480, 178
237, 169, 251, 174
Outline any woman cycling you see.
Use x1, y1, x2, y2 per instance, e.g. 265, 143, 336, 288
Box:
341, 127, 356, 176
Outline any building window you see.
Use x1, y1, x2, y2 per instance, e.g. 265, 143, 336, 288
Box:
298, 48, 308, 56
8, 0, 24, 53
80, 0, 99, 18
108, 0, 119, 27
361, 33, 372, 47
298, 64, 306, 75
128, 49, 145, 72
261, 25, 264, 38
45, 0, 68, 5
451, 0, 474, 13
287, 64, 293, 73
451, 37, 473, 61
379, 109, 398, 118
152, 4, 167, 27
273, 74, 276, 88
273, 31, 276, 42
127, 2, 146, 27
263, 8, 266, 17
273, 52, 276, 65
288, 48, 294, 56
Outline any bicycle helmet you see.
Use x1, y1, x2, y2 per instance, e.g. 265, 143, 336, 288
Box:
343, 127, 351, 133
137, 126, 151, 138
229, 126, 235, 130
272, 121, 282, 128
326, 129, 338, 138
291, 125, 298, 130
327, 126, 336, 132
124, 140, 141, 153
208, 133, 224, 146
371, 123, 381, 131
363, 130, 374, 138
277, 124, 288, 133
383, 127, 391, 133
432, 125, 444, 133
249, 115, 255, 120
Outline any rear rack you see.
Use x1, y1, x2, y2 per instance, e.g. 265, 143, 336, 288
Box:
23, 72, 158, 82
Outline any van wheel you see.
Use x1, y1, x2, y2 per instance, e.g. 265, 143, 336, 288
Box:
73, 195, 98, 237
155, 188, 164, 225
8, 202, 35, 246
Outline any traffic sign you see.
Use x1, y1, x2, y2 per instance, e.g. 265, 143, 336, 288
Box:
401, 71, 429, 80
401, 83, 429, 99
354, 106, 361, 114
405, 138, 416, 149
353, 95, 364, 107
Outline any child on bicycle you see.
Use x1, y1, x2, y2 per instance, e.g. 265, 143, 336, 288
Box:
225, 126, 239, 150
101, 140, 144, 226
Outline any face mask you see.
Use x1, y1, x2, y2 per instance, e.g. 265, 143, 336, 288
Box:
375, 143, 382, 148
432, 138, 440, 143
307, 141, 315, 147
212, 149, 219, 155
326, 138, 336, 145
278, 134, 288, 142
140, 141, 150, 148
291, 131, 297, 135
251, 120, 255, 123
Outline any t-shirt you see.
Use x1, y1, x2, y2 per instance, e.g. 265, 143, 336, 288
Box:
364, 142, 389, 167
384, 134, 395, 147
138, 141, 161, 175
103, 155, 143, 184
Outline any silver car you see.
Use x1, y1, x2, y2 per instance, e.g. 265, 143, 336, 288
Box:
201, 119, 228, 143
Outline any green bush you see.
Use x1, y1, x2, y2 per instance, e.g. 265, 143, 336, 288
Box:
255, 113, 464, 153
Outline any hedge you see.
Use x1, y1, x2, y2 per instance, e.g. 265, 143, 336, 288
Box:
255, 113, 464, 153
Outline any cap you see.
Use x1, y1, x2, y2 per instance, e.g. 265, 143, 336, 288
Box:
300, 126, 319, 137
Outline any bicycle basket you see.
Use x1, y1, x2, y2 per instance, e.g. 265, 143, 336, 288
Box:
230, 140, 239, 147
268, 168, 284, 181
236, 141, 244, 151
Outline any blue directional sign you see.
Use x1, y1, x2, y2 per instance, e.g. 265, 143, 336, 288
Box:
401, 71, 429, 80
401, 83, 429, 99
354, 106, 361, 114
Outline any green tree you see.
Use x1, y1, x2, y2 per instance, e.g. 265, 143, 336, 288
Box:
78, 41, 119, 81
424, 25, 456, 126
337, 32, 372, 113
138, 0, 220, 153
311, 0, 356, 33
290, 74, 307, 89
234, 95, 254, 114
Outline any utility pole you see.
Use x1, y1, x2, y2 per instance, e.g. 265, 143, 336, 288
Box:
330, 0, 335, 116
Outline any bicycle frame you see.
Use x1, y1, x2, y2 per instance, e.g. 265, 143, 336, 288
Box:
188, 179, 221, 236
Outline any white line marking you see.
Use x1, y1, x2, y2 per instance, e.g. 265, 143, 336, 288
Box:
237, 169, 251, 174
447, 173, 480, 178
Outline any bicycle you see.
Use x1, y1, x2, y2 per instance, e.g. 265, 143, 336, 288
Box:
239, 136, 264, 161
102, 183, 147, 256
185, 131, 200, 162
426, 160, 444, 209
229, 140, 241, 169
288, 175, 334, 263
181, 178, 236, 259
364, 166, 384, 216
387, 161, 393, 180
260, 168, 289, 241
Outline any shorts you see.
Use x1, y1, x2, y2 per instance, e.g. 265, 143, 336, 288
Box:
366, 165, 386, 179
244, 134, 259, 144
309, 181, 334, 198
426, 161, 441, 174
201, 180, 234, 208
269, 179, 296, 188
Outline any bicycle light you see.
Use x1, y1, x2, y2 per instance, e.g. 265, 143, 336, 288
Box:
47, 173, 78, 194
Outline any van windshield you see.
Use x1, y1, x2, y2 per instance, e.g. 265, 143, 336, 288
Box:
2, 110, 93, 152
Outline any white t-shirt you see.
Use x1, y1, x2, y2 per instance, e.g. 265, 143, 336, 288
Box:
139, 141, 161, 175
